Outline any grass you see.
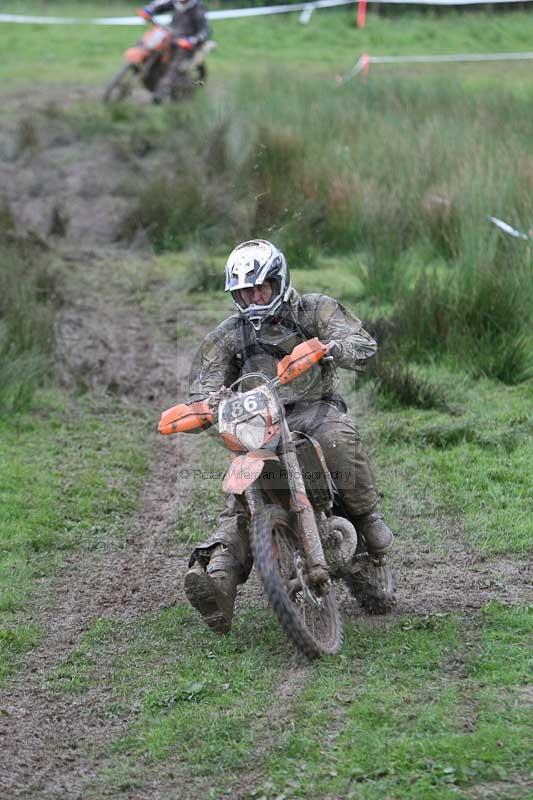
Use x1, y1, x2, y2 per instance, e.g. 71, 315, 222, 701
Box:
41, 601, 532, 800
0, 391, 150, 682
256, 604, 532, 800
0, 235, 59, 414
3, 5, 533, 88
354, 374, 533, 554
108, 606, 290, 765
174, 436, 228, 548
1, 251, 529, 792
94, 73, 533, 382
3, 8, 533, 382
0, 625, 40, 684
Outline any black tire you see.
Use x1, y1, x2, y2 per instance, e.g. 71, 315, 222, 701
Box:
195, 62, 207, 84
102, 64, 136, 104
171, 71, 196, 101
251, 504, 342, 659
343, 558, 396, 615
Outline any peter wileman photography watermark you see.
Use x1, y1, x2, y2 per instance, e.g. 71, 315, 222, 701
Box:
178, 467, 354, 482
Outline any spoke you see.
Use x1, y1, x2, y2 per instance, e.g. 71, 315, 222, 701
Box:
271, 515, 334, 647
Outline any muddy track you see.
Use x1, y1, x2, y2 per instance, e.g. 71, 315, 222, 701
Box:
0, 250, 200, 799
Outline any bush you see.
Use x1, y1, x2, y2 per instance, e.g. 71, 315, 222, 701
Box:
116, 73, 533, 379
368, 356, 451, 412
396, 247, 533, 384
0, 227, 59, 415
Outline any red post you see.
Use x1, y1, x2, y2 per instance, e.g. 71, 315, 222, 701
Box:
357, 0, 367, 29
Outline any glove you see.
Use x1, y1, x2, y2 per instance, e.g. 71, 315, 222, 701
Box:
177, 37, 194, 51
137, 7, 152, 21
206, 387, 232, 411
327, 340, 344, 360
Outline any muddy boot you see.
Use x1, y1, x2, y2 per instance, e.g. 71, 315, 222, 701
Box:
353, 509, 394, 555
184, 546, 239, 634
345, 512, 395, 614
152, 84, 170, 104
344, 553, 396, 615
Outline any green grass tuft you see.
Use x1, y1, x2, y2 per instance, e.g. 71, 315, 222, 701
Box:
0, 237, 60, 415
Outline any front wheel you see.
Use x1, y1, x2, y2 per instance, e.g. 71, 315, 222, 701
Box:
251, 504, 342, 659
102, 64, 136, 104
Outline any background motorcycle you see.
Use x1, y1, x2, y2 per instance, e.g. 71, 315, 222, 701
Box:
103, 22, 214, 104
158, 338, 367, 660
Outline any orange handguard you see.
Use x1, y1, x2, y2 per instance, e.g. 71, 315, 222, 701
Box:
158, 401, 213, 434
277, 338, 329, 384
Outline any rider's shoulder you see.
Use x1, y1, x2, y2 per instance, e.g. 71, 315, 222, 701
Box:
202, 314, 240, 345
300, 292, 340, 314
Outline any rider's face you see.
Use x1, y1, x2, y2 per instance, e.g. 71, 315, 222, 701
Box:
238, 281, 274, 307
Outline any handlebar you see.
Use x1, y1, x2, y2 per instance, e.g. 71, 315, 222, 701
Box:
157, 339, 333, 435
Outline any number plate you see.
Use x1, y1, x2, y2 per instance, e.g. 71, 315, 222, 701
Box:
220, 391, 267, 423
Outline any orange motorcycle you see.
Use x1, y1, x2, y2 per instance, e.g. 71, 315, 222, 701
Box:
158, 339, 363, 659
103, 22, 214, 104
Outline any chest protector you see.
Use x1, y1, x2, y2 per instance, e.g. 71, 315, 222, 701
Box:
238, 316, 326, 405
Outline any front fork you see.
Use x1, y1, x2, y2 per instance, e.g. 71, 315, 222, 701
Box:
244, 420, 330, 586
282, 444, 330, 584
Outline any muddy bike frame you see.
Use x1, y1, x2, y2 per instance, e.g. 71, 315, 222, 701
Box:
158, 337, 334, 588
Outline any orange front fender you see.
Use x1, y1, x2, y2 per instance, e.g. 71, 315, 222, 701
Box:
222, 451, 279, 495
125, 46, 148, 65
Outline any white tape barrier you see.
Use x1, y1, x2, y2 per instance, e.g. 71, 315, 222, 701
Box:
0, 13, 151, 24
344, 50, 533, 80
1, 0, 533, 26
209, 0, 355, 19
0, 2, 356, 26
488, 216, 530, 240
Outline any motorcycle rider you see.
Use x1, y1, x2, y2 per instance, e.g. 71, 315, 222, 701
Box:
138, 0, 211, 102
184, 240, 395, 634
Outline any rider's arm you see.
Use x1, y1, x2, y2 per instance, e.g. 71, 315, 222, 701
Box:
188, 327, 239, 404
187, 1, 212, 46
313, 295, 377, 370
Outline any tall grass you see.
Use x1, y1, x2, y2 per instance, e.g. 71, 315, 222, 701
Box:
0, 218, 58, 414
395, 247, 532, 384
118, 72, 533, 382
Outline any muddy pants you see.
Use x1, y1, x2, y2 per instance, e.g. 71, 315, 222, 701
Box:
189, 401, 380, 581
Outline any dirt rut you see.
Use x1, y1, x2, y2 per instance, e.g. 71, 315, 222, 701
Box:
0, 252, 200, 798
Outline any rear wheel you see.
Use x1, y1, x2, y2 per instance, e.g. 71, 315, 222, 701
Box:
195, 62, 207, 84
251, 504, 342, 659
102, 64, 136, 104
344, 554, 396, 614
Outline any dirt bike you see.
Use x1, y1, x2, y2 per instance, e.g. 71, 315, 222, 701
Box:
158, 338, 390, 659
102, 22, 215, 104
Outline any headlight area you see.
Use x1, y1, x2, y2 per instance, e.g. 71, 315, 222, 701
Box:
235, 415, 267, 450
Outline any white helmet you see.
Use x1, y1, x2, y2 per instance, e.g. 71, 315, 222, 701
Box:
224, 240, 291, 330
